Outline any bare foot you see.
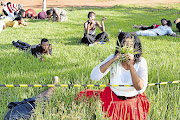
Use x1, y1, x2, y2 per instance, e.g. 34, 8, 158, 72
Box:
53, 76, 59, 85
132, 24, 138, 28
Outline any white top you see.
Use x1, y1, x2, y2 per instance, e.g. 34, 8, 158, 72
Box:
3, 3, 18, 20
52, 8, 67, 21
150, 25, 175, 36
90, 54, 148, 97
0, 20, 5, 33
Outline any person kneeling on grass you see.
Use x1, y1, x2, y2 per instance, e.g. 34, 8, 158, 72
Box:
46, 8, 67, 22
25, 9, 37, 19
76, 31, 149, 120
81, 11, 109, 45
4, 76, 59, 120
12, 38, 52, 61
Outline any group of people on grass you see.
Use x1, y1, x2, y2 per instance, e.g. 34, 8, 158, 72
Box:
1, 2, 180, 119
0, 1, 68, 32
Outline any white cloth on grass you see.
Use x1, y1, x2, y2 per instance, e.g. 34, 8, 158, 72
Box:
0, 20, 5, 33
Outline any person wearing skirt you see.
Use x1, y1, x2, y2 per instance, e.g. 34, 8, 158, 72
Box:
76, 32, 149, 120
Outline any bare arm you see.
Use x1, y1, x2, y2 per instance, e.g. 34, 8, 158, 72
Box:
84, 22, 91, 34
46, 45, 52, 56
96, 17, 106, 32
48, 16, 51, 22
100, 53, 120, 73
171, 33, 180, 37
54, 9, 60, 22
126, 54, 144, 90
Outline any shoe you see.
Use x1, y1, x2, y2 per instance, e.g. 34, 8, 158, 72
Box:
17, 40, 23, 43
12, 41, 16, 45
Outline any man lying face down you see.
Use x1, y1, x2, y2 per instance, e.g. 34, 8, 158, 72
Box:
12, 38, 52, 61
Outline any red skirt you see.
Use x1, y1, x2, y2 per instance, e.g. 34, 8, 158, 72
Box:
75, 87, 149, 120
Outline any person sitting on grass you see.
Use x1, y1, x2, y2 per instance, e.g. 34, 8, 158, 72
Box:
46, 8, 68, 22
0, 19, 6, 33
81, 11, 109, 45
4, 76, 59, 120
174, 18, 180, 32
76, 31, 149, 120
133, 20, 172, 30
12, 38, 52, 61
134, 19, 179, 37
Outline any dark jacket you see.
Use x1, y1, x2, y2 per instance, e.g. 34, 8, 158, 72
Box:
31, 44, 52, 58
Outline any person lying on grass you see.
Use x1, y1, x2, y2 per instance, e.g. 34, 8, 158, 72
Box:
76, 31, 149, 120
46, 8, 67, 22
81, 11, 109, 45
174, 18, 180, 32
4, 76, 59, 120
0, 16, 27, 28
133, 19, 179, 37
12, 38, 52, 61
133, 20, 172, 30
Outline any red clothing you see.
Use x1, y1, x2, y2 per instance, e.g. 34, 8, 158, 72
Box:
25, 9, 37, 17
75, 87, 149, 120
7, 4, 18, 13
155, 25, 160, 28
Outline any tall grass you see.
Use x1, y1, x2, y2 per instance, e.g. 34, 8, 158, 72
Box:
0, 4, 180, 119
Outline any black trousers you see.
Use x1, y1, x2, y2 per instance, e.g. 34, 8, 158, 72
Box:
139, 25, 154, 30
81, 32, 109, 44
12, 41, 31, 50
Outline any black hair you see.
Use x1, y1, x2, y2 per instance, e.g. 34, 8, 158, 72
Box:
7, 2, 11, 5
115, 32, 142, 63
176, 22, 180, 32
167, 20, 172, 27
26, 13, 32, 18
88, 11, 96, 18
161, 18, 167, 23
46, 10, 52, 16
41, 38, 49, 44
18, 9, 25, 16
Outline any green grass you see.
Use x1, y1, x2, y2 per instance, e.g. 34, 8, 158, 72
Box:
0, 4, 180, 119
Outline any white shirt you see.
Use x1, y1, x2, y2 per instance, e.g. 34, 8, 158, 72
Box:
90, 54, 148, 97
0, 20, 5, 33
151, 25, 175, 36
52, 8, 67, 21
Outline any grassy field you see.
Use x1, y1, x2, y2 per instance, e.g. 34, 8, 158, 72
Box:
0, 4, 180, 119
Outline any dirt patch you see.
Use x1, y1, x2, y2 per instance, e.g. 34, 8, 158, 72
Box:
1, 0, 180, 10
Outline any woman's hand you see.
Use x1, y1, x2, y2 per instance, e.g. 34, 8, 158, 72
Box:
101, 17, 107, 21
112, 53, 121, 62
124, 53, 134, 66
